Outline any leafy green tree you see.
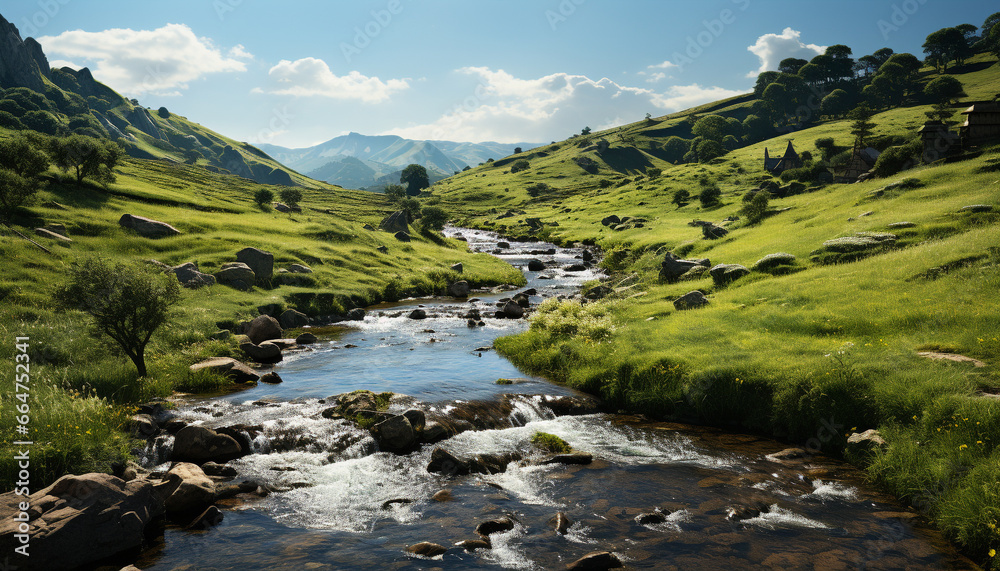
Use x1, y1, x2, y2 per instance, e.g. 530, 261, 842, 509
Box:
762, 83, 793, 119
696, 139, 725, 163
661, 136, 690, 163
671, 188, 690, 207
254, 188, 274, 206
279, 188, 303, 206
815, 137, 838, 160
923, 27, 971, 71
55, 258, 181, 377
384, 183, 406, 201
753, 71, 781, 96
49, 135, 124, 186
739, 190, 771, 225
699, 185, 722, 208
742, 114, 772, 143
924, 75, 966, 103
778, 58, 808, 75
848, 105, 876, 147
820, 89, 852, 118
400, 164, 430, 196
645, 167, 662, 178
987, 22, 1000, 59
581, 126, 592, 135
22, 110, 61, 135
400, 197, 422, 220
420, 206, 449, 230
691, 115, 730, 141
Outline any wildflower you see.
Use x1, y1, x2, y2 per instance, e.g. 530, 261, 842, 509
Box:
959, 444, 968, 450
991, 549, 996, 558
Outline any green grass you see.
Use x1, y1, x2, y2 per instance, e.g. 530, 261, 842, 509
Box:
444, 55, 1000, 566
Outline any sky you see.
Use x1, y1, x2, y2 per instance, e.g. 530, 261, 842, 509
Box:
3, 0, 994, 148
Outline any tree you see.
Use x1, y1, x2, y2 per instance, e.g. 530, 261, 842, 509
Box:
984, 12, 1000, 37
384, 183, 406, 201
762, 83, 793, 120
753, 71, 781, 96
581, 126, 592, 135
399, 197, 421, 220
400, 164, 430, 196
739, 190, 771, 225
646, 167, 662, 178
662, 136, 690, 163
696, 139, 725, 163
279, 188, 303, 206
742, 114, 772, 143
699, 185, 721, 208
513, 147, 522, 154
22, 110, 61, 135
848, 105, 876, 147
778, 58, 809, 75
820, 89, 852, 118
671, 188, 690, 207
55, 258, 180, 377
815, 137, 837, 161
956, 23, 978, 43
254, 188, 274, 206
510, 159, 530, 173
420, 206, 448, 231
988, 22, 1000, 59
49, 135, 124, 186
691, 115, 730, 141
923, 27, 969, 71
924, 75, 966, 103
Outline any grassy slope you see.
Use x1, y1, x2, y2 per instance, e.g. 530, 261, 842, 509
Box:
434, 55, 1000, 564
0, 129, 523, 488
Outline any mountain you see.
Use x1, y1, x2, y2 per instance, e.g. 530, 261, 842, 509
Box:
0, 13, 305, 187
259, 133, 540, 190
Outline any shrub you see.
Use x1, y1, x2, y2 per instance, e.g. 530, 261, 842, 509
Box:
510, 159, 530, 173
279, 188, 303, 206
646, 167, 662, 178
696, 139, 725, 163
254, 188, 274, 206
739, 190, 770, 224
22, 110, 61, 135
598, 178, 613, 189
671, 188, 690, 207
699, 185, 721, 208
527, 183, 551, 197
872, 139, 922, 178
751, 252, 797, 271
421, 205, 449, 230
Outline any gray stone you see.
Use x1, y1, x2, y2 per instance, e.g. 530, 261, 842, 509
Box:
129, 414, 158, 438
406, 542, 447, 557
164, 462, 216, 514
171, 262, 216, 289
119, 213, 180, 238
846, 429, 886, 456
246, 315, 283, 344
188, 357, 259, 383
450, 262, 463, 273
527, 259, 546, 271
475, 517, 515, 537
659, 252, 703, 283
601, 215, 621, 226
565, 264, 587, 272
279, 309, 309, 329
402, 409, 426, 432
702, 223, 729, 239
427, 447, 470, 475
348, 308, 366, 321
960, 204, 993, 213
380, 210, 410, 234
184, 505, 224, 530
260, 372, 283, 384
502, 300, 524, 319
241, 341, 283, 364
408, 309, 427, 320
448, 280, 471, 297
273, 202, 291, 213
567, 551, 624, 570
673, 290, 708, 311
709, 263, 750, 286
372, 414, 416, 453
236, 247, 274, 281
172, 425, 245, 464
287, 263, 313, 273
394, 231, 411, 242
0, 473, 168, 571
296, 332, 318, 344
215, 262, 255, 289
200, 462, 239, 478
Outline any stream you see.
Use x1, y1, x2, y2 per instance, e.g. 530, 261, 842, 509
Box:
133, 228, 978, 570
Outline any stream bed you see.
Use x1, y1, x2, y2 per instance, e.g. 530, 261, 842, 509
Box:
134, 228, 978, 570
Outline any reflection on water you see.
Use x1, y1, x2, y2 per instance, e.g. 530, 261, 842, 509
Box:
139, 229, 978, 570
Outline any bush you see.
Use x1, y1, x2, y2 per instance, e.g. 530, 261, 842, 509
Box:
22, 110, 62, 135
645, 167, 662, 178
254, 188, 274, 206
0, 110, 24, 130
530, 432, 572, 453
526, 183, 551, 197
872, 139, 922, 178
671, 188, 690, 207
699, 186, 722, 208
739, 190, 770, 224
510, 159, 530, 173
662, 136, 690, 163
696, 139, 726, 163
598, 178, 613, 189
421, 205, 448, 230
279, 188, 303, 206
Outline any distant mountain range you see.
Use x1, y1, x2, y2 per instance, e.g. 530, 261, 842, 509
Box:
259, 133, 541, 190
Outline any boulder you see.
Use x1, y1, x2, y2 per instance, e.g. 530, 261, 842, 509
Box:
380, 210, 410, 234
260, 372, 283, 384
246, 315, 283, 344
118, 214, 180, 238
527, 259, 546, 271
184, 505, 224, 530
566, 551, 624, 570
408, 309, 427, 320
215, 262, 256, 289
432, 490, 453, 502
475, 517, 515, 537
0, 473, 168, 571
636, 511, 668, 525
406, 542, 447, 557
347, 308, 366, 321
129, 414, 158, 438
450, 262, 463, 273
236, 247, 274, 282
279, 309, 309, 329
34, 227, 72, 242
402, 409, 426, 432
565, 264, 587, 272
502, 300, 524, 319
421, 422, 450, 444
673, 290, 708, 311
240, 341, 283, 364
200, 462, 239, 479
585, 285, 613, 301
295, 332, 318, 344
846, 429, 886, 457
171, 262, 216, 289
701, 224, 729, 239
394, 231, 411, 242
582, 250, 594, 262
164, 462, 216, 514
659, 252, 705, 283
551, 512, 573, 534
372, 414, 417, 453
456, 539, 491, 551
172, 425, 245, 464
541, 453, 593, 465
709, 263, 749, 286
601, 215, 621, 226
287, 263, 313, 273
427, 447, 470, 476
960, 204, 994, 213
448, 281, 471, 297
273, 202, 291, 213
188, 357, 259, 383
497, 241, 510, 249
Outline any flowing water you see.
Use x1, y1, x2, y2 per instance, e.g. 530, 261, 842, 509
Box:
134, 229, 978, 570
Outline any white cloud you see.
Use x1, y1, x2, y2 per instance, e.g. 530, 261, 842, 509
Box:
745, 27, 826, 78
260, 57, 409, 103
38, 24, 248, 96
640, 60, 679, 83
649, 60, 680, 70
228, 44, 254, 60
384, 67, 747, 143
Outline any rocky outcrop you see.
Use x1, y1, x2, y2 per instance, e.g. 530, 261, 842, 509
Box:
0, 473, 169, 571
371, 414, 417, 453
501, 300, 524, 319
659, 252, 710, 283
126, 107, 164, 140
170, 262, 216, 289
287, 263, 313, 273
189, 357, 260, 383
448, 280, 470, 297
406, 542, 448, 557
172, 426, 245, 464
527, 259, 546, 271
236, 247, 274, 282
219, 146, 255, 180
119, 214, 181, 238
279, 309, 309, 329
0, 14, 50, 91
164, 463, 215, 514
380, 210, 410, 234
246, 315, 283, 344
394, 231, 411, 242
347, 308, 366, 321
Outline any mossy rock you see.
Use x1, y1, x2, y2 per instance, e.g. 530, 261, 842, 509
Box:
530, 432, 572, 454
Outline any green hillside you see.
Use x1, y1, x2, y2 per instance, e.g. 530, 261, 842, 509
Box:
434, 54, 1000, 563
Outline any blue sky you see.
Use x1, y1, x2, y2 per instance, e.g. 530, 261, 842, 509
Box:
4, 0, 994, 147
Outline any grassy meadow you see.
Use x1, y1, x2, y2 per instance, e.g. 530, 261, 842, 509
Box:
434, 55, 1000, 563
